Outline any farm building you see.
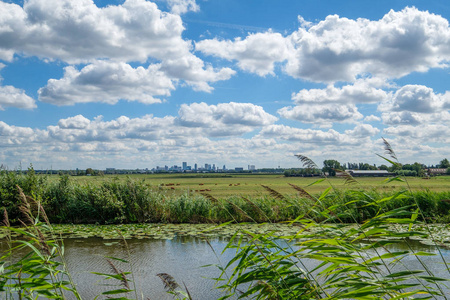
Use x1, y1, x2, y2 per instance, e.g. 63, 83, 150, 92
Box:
427, 168, 448, 175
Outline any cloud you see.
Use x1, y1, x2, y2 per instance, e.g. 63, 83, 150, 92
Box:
344, 123, 380, 137
364, 115, 381, 122
0, 85, 36, 110
259, 124, 359, 145
198, 7, 450, 83
0, 103, 279, 168
291, 80, 390, 104
160, 55, 235, 92
287, 7, 450, 82
44, 102, 277, 143
379, 84, 445, 113
0, 0, 233, 92
38, 61, 174, 105
379, 84, 450, 125
57, 115, 91, 129
0, 0, 185, 63
383, 124, 450, 144
166, 0, 199, 15
278, 103, 363, 125
177, 102, 278, 136
178, 102, 277, 126
0, 63, 36, 110
0, 121, 35, 138
196, 31, 291, 76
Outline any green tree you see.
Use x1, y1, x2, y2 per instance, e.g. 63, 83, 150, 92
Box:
440, 158, 450, 168
323, 160, 341, 176
85, 168, 94, 175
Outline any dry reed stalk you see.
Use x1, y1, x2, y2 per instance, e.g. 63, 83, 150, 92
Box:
382, 137, 398, 161
39, 204, 51, 226
241, 197, 271, 222
106, 259, 130, 290
336, 170, 358, 185
156, 273, 179, 292
17, 186, 34, 226
224, 199, 253, 221
200, 192, 219, 204
288, 184, 316, 201
36, 227, 51, 256
261, 185, 286, 201
2, 208, 10, 227
295, 154, 319, 169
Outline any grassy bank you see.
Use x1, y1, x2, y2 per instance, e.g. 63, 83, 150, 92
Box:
1, 167, 450, 224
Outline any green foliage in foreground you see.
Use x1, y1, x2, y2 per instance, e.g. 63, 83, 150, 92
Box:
1, 178, 450, 299
1, 167, 450, 225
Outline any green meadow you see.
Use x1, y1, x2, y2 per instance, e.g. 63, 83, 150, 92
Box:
62, 173, 450, 197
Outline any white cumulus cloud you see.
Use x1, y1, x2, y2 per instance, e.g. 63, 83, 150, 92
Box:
278, 103, 363, 125
196, 31, 291, 76
38, 61, 174, 105
0, 85, 36, 110
198, 7, 450, 83
166, 0, 199, 15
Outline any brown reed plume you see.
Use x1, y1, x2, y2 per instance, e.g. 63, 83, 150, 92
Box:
2, 208, 10, 227
106, 259, 130, 290
295, 154, 319, 169
382, 137, 397, 161
337, 170, 358, 185
157, 273, 179, 292
17, 186, 52, 255
261, 185, 286, 201
241, 196, 271, 222
288, 183, 316, 201
200, 192, 219, 204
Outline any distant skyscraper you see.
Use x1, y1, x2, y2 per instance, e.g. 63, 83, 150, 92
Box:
194, 163, 197, 171
182, 162, 187, 170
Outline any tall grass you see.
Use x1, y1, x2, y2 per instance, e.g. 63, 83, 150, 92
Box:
214, 144, 450, 299
1, 167, 450, 225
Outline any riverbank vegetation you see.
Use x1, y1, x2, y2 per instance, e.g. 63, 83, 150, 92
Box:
0, 167, 450, 225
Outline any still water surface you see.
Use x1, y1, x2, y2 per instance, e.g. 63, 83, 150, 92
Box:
63, 237, 450, 299
3, 236, 450, 299
63, 237, 233, 299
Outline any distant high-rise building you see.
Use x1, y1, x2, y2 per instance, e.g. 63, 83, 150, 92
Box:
182, 162, 187, 170
223, 165, 226, 171
212, 164, 215, 171
248, 165, 256, 171
194, 163, 197, 171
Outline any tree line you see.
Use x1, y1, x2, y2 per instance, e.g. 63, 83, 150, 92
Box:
285, 158, 450, 177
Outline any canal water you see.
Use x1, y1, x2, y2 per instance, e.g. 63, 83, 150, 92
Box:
2, 236, 450, 299
62, 236, 234, 299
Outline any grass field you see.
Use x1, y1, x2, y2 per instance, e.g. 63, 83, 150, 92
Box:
46, 173, 450, 198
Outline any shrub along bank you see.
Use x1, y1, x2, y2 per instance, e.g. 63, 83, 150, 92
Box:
1, 167, 450, 225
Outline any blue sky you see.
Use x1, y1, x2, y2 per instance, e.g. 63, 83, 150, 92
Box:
0, 0, 449, 170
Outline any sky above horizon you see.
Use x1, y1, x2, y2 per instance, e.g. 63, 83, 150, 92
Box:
0, 0, 449, 170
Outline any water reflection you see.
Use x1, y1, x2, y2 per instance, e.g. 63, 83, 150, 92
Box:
62, 237, 234, 299
1, 236, 450, 299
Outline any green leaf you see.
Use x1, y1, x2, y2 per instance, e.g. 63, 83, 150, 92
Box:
102, 288, 133, 295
